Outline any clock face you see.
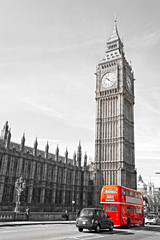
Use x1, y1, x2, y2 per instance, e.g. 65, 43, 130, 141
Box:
126, 75, 132, 89
101, 72, 116, 88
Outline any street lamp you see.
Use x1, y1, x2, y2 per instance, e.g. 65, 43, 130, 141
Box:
72, 200, 75, 212
14, 176, 26, 212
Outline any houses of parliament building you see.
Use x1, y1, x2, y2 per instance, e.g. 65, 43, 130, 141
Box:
0, 121, 94, 212
0, 19, 137, 212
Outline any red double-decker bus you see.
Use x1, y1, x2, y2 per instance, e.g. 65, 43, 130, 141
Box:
100, 185, 144, 227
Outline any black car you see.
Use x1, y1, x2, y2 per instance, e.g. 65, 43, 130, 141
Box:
76, 208, 114, 233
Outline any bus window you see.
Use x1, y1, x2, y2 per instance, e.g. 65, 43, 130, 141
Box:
122, 189, 126, 195
130, 192, 135, 197
136, 208, 141, 213
127, 207, 130, 213
106, 205, 110, 211
126, 190, 129, 196
110, 205, 117, 212
105, 204, 117, 212
105, 189, 116, 193
106, 195, 114, 199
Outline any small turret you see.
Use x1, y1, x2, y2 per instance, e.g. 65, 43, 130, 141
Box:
20, 133, 25, 151
138, 174, 144, 183
55, 145, 59, 161
45, 141, 49, 159
1, 121, 9, 140
84, 152, 87, 167
65, 148, 68, 164
73, 151, 76, 166
77, 141, 82, 167
5, 128, 11, 149
33, 137, 38, 156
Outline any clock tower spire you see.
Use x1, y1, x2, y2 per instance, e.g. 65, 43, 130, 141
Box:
94, 18, 137, 205
108, 15, 120, 41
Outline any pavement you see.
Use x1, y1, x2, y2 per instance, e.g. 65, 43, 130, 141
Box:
0, 220, 76, 227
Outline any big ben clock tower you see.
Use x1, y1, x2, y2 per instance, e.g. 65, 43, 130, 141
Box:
94, 18, 137, 203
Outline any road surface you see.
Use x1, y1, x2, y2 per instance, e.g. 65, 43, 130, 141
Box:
1, 223, 160, 240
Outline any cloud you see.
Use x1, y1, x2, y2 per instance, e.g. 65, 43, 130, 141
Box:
0, 84, 12, 90
23, 99, 65, 120
0, 38, 104, 53
23, 98, 94, 131
129, 29, 160, 50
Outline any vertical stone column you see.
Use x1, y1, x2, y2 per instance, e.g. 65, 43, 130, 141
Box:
40, 184, 46, 204
27, 138, 38, 204
76, 168, 81, 209
82, 153, 88, 208
51, 147, 59, 204
61, 148, 68, 206
51, 165, 58, 204
40, 142, 48, 204
71, 152, 76, 211
76, 143, 82, 209
27, 160, 36, 204
0, 154, 8, 203
62, 167, 67, 207
40, 161, 48, 203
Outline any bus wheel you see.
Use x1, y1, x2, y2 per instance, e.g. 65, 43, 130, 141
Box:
127, 218, 130, 228
78, 227, 83, 232
95, 224, 100, 233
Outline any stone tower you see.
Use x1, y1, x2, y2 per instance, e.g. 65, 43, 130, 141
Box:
94, 18, 137, 202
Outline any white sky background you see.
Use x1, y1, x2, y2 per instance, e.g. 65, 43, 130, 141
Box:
0, 0, 160, 186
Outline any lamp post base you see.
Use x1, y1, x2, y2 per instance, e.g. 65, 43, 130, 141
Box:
15, 202, 20, 213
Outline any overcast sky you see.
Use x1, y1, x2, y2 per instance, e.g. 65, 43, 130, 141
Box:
0, 0, 160, 186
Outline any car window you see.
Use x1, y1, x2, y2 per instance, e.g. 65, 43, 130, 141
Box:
80, 209, 94, 217
100, 211, 105, 218
96, 211, 101, 217
147, 215, 156, 219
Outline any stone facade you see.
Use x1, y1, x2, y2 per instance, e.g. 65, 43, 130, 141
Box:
0, 122, 94, 212
94, 19, 137, 204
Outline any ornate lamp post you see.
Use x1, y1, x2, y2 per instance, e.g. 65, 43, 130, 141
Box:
14, 176, 26, 212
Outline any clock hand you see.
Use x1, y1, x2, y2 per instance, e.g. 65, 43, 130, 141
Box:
106, 77, 111, 82
107, 78, 114, 83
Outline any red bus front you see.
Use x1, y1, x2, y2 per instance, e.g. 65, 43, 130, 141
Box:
100, 185, 121, 226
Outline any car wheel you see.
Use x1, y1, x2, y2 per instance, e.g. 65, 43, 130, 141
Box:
78, 227, 83, 232
95, 224, 100, 233
127, 218, 130, 228
109, 223, 114, 231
